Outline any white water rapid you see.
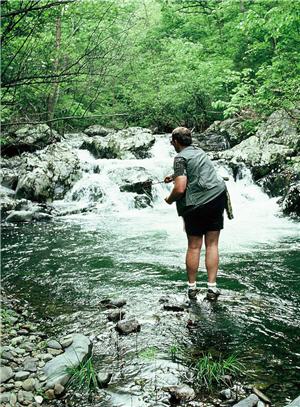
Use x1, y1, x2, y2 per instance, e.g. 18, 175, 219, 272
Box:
53, 135, 300, 263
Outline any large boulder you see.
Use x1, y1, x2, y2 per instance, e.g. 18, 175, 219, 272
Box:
15, 143, 81, 202
2, 124, 61, 157
43, 334, 92, 389
81, 127, 155, 159
200, 117, 251, 148
216, 110, 300, 217
84, 125, 114, 137
193, 132, 230, 151
219, 110, 299, 173
281, 182, 300, 218
60, 132, 90, 149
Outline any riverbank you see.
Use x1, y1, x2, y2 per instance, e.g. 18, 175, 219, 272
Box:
2, 287, 298, 407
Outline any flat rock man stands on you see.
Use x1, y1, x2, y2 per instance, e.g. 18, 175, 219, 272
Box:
164, 127, 228, 301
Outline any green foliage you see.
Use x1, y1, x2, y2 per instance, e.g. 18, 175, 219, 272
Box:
139, 346, 158, 360
193, 352, 245, 390
1, 0, 299, 130
0, 307, 18, 326
65, 357, 98, 394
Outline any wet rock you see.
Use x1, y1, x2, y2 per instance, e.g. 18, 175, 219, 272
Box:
232, 394, 259, 407
14, 371, 30, 381
282, 183, 300, 217
163, 304, 185, 312
84, 125, 114, 137
54, 383, 65, 396
285, 395, 300, 406
134, 194, 152, 209
81, 127, 155, 159
5, 210, 34, 223
252, 388, 271, 404
159, 296, 169, 303
116, 319, 141, 335
107, 309, 125, 322
162, 384, 196, 402
102, 298, 127, 308
15, 143, 81, 202
0, 366, 14, 383
43, 334, 92, 388
96, 371, 112, 388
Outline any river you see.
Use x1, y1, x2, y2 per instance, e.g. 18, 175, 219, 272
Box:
2, 137, 300, 406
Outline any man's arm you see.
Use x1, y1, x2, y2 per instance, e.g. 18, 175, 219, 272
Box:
165, 175, 187, 204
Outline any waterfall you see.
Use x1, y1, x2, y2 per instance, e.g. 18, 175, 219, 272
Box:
52, 135, 299, 255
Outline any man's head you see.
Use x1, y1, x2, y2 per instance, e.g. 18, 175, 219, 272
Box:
171, 127, 192, 152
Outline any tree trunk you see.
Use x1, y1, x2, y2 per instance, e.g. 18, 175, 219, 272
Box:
47, 8, 62, 122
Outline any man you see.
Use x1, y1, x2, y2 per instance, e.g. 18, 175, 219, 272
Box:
164, 127, 227, 301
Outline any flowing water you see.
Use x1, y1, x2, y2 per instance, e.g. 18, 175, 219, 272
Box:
2, 137, 300, 406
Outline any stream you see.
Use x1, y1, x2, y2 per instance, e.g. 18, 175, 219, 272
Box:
2, 137, 300, 406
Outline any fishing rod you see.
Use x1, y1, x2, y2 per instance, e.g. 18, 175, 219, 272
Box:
143, 176, 229, 186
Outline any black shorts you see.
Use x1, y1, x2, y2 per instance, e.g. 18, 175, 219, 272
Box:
183, 191, 226, 236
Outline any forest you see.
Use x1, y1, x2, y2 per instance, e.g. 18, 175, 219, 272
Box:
2, 0, 299, 133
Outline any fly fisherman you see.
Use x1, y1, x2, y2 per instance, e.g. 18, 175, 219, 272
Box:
164, 127, 232, 301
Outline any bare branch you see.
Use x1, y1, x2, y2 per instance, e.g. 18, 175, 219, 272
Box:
1, 0, 76, 18
1, 113, 130, 127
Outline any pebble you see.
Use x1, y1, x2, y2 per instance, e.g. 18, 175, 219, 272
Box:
60, 336, 73, 348
116, 319, 141, 335
21, 343, 34, 352
18, 329, 29, 336
220, 389, 232, 400
54, 383, 65, 396
47, 348, 63, 356
0, 391, 17, 404
23, 358, 37, 372
107, 309, 125, 322
11, 337, 23, 346
47, 339, 62, 350
15, 371, 30, 381
96, 372, 112, 388
35, 395, 43, 404
1, 351, 15, 361
45, 389, 55, 400
0, 366, 14, 383
162, 384, 196, 402
21, 378, 36, 391
18, 389, 34, 403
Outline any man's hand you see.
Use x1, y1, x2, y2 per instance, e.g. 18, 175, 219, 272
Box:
164, 175, 174, 183
165, 196, 172, 205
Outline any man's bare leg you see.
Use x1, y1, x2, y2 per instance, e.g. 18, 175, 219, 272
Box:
186, 235, 203, 284
204, 230, 220, 284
